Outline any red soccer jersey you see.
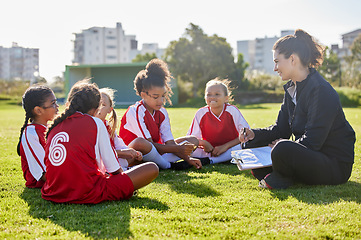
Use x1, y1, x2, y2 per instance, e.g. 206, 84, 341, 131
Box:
42, 112, 133, 204
119, 101, 174, 145
188, 104, 250, 147
19, 124, 47, 188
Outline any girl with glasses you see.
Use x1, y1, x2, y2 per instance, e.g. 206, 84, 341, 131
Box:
119, 59, 202, 170
17, 85, 59, 188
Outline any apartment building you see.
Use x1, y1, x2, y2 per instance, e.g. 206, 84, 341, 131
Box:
0, 42, 39, 81
72, 22, 139, 64
331, 29, 361, 59
140, 43, 165, 59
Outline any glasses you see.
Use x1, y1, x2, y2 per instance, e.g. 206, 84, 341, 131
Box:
42, 100, 58, 109
144, 92, 167, 101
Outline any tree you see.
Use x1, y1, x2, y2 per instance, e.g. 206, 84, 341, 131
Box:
132, 52, 157, 63
344, 34, 361, 88
33, 76, 47, 84
319, 47, 341, 86
232, 53, 249, 90
164, 23, 240, 98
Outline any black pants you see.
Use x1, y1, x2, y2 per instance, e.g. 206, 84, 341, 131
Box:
271, 140, 353, 185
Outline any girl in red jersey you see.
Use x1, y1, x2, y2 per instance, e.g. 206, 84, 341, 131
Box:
17, 85, 59, 188
42, 80, 158, 204
119, 59, 202, 170
188, 78, 250, 164
97, 87, 157, 170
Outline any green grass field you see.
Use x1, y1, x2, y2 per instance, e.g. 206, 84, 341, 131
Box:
1, 101, 360, 239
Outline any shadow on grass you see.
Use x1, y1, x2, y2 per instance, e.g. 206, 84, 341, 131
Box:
154, 163, 253, 198
20, 188, 168, 239
154, 169, 221, 198
267, 180, 361, 205
161, 163, 361, 205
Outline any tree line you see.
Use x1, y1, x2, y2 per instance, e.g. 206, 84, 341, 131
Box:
133, 23, 361, 102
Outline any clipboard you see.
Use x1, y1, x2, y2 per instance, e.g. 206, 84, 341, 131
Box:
231, 146, 272, 171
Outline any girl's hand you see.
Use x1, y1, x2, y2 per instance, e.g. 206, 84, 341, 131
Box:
178, 142, 195, 156
187, 157, 202, 169
268, 139, 283, 148
239, 128, 255, 144
118, 149, 142, 161
211, 145, 228, 157
134, 150, 143, 161
200, 140, 214, 153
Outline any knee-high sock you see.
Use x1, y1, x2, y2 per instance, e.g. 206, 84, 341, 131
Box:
142, 144, 171, 169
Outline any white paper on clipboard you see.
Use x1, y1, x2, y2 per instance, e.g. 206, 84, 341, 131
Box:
231, 146, 272, 171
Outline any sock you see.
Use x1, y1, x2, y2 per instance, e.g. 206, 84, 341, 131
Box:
209, 149, 233, 164
142, 144, 171, 169
170, 160, 192, 170
196, 157, 211, 166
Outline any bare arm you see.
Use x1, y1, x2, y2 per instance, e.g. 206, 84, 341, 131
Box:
212, 137, 241, 157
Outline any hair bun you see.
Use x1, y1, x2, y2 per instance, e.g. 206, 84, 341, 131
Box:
146, 59, 169, 80
294, 29, 312, 41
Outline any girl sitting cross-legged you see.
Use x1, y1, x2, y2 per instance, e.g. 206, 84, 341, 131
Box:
41, 80, 158, 204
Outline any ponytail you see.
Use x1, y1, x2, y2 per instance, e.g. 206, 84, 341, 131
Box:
273, 29, 324, 68
99, 87, 118, 139
17, 116, 30, 156
108, 108, 117, 139
46, 106, 76, 138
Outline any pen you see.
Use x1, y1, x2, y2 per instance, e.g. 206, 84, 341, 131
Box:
242, 128, 247, 149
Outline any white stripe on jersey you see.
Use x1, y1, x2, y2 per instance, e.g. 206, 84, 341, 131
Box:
21, 125, 46, 181
124, 102, 174, 143
93, 116, 121, 174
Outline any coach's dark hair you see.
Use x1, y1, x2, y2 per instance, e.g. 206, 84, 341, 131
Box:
46, 79, 100, 138
17, 85, 53, 156
134, 58, 173, 105
273, 29, 324, 68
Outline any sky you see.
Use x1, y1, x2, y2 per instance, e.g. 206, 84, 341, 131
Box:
1, 0, 360, 81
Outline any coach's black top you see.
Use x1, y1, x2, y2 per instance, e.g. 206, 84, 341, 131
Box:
247, 68, 355, 164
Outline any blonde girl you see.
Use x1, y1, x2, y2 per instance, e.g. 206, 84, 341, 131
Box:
97, 87, 158, 169
188, 78, 250, 164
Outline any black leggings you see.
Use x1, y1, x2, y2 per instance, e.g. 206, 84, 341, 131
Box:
271, 140, 353, 185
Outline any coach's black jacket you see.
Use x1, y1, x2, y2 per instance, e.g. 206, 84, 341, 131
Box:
247, 68, 355, 164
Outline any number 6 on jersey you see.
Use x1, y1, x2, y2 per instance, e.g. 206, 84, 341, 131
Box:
49, 132, 69, 166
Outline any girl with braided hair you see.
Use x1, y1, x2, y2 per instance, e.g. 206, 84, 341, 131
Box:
119, 59, 202, 170
17, 85, 59, 188
41, 80, 158, 204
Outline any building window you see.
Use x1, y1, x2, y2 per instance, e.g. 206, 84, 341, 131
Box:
107, 56, 116, 59
131, 39, 138, 50
106, 45, 116, 49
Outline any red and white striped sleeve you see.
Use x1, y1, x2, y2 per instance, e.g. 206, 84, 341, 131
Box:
21, 125, 46, 180
187, 107, 207, 139
227, 104, 250, 131
93, 117, 121, 173
159, 108, 174, 143
124, 104, 152, 139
